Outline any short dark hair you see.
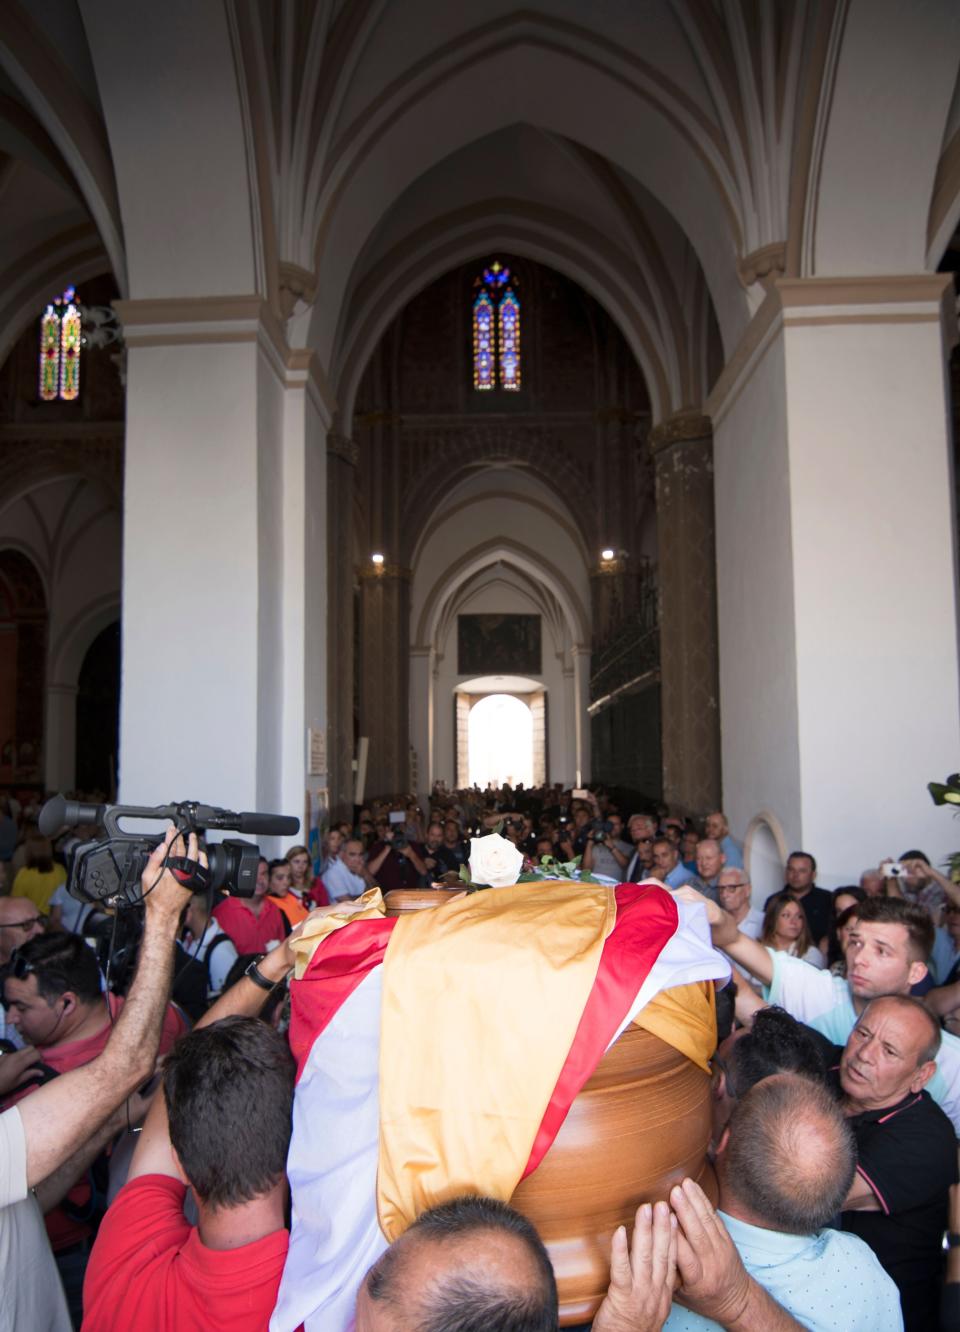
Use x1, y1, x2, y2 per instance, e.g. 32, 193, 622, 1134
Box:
163, 1015, 295, 1210
854, 896, 935, 962
899, 849, 930, 865
366, 1196, 557, 1332
859, 995, 941, 1066
11, 933, 101, 1004
721, 1074, 855, 1234
786, 850, 817, 874
268, 858, 288, 874
724, 1007, 827, 1099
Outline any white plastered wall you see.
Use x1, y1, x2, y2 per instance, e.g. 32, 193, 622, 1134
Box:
785, 304, 960, 883
714, 326, 803, 862
715, 288, 960, 888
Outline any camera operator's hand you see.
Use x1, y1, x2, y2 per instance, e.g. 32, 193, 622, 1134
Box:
383, 828, 395, 845
142, 827, 206, 921
0, 1044, 42, 1098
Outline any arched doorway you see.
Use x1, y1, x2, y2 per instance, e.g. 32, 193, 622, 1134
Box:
0, 550, 46, 785
465, 693, 535, 789
75, 620, 120, 797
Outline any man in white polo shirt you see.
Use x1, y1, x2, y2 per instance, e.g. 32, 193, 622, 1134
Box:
324, 839, 370, 901
702, 893, 960, 1135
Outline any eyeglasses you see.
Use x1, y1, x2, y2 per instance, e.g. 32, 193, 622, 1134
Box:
0, 917, 42, 932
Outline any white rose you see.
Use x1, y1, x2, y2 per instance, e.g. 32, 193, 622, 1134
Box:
468, 833, 524, 888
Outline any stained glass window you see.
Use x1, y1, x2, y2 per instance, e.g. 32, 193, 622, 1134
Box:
39, 307, 60, 401
473, 290, 495, 390
471, 261, 521, 391
38, 286, 81, 402
498, 289, 521, 391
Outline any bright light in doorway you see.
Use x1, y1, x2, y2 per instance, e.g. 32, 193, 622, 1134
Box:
371, 552, 384, 565
468, 694, 533, 789
601, 548, 615, 561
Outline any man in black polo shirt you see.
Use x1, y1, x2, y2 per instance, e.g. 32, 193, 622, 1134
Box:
765, 850, 834, 944
837, 993, 958, 1332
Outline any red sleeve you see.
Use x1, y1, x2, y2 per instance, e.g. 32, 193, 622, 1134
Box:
83, 1176, 189, 1313
159, 1001, 190, 1051
310, 877, 329, 907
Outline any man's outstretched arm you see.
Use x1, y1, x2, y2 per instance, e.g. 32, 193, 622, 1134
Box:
15, 827, 190, 1188
675, 887, 775, 988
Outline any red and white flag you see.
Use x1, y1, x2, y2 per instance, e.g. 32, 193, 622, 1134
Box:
270, 882, 728, 1332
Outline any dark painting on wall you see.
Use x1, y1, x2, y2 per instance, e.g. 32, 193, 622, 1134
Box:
457, 614, 541, 674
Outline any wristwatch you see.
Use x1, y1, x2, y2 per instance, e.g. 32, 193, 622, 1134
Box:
244, 954, 279, 992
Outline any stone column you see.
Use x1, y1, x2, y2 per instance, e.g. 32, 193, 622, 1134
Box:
408, 645, 433, 797
570, 644, 592, 785
326, 432, 357, 819
113, 298, 326, 827
44, 682, 78, 792
359, 563, 411, 797
649, 412, 721, 819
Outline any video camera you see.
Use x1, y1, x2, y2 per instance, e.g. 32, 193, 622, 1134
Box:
38, 795, 300, 909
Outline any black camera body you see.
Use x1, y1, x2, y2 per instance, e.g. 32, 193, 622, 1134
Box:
591, 819, 615, 843
39, 795, 299, 909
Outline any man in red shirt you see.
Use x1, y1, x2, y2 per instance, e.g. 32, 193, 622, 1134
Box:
3, 932, 188, 1319
82, 940, 299, 1332
212, 855, 288, 953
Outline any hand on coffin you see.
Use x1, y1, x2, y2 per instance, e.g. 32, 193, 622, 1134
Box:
592, 1200, 677, 1332
671, 1178, 750, 1323
673, 886, 739, 949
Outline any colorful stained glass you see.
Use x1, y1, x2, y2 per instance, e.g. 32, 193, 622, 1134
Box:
473, 290, 495, 390
59, 301, 82, 401
483, 261, 510, 288
498, 289, 521, 390
39, 306, 60, 401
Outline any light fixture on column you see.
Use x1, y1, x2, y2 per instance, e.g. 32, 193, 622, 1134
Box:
600, 548, 615, 562
371, 552, 384, 566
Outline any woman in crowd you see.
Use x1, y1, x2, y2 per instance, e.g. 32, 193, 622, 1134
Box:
320, 828, 343, 875
760, 892, 825, 969
818, 886, 866, 971
10, 834, 66, 914
286, 843, 329, 907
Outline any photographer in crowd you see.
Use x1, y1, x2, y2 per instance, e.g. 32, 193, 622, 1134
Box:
0, 829, 194, 1332
367, 818, 428, 890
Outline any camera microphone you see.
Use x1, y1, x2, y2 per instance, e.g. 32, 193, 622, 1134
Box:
189, 805, 300, 837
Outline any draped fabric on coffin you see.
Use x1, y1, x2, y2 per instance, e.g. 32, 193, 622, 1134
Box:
271, 883, 729, 1332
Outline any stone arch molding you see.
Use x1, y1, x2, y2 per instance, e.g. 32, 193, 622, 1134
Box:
417, 538, 589, 657
304, 30, 751, 364
335, 205, 684, 430
403, 442, 591, 572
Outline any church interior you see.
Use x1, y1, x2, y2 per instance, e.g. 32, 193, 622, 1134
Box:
1, 0, 960, 888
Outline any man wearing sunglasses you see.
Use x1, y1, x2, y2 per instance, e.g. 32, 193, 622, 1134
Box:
0, 827, 200, 1332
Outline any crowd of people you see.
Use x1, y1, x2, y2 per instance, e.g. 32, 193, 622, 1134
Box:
0, 780, 958, 1330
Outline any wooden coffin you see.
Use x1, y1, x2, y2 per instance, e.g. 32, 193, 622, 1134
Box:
382, 885, 714, 1324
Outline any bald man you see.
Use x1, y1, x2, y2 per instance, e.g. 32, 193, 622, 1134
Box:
356, 1196, 557, 1331
839, 995, 958, 1332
